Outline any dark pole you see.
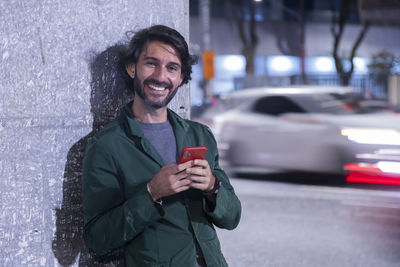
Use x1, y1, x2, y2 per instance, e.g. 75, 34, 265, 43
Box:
300, 0, 306, 84
200, 0, 211, 103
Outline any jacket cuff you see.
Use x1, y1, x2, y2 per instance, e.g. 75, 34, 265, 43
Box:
126, 182, 165, 225
203, 182, 226, 216
203, 177, 220, 196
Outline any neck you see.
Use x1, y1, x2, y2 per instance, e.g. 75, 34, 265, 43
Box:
131, 97, 168, 124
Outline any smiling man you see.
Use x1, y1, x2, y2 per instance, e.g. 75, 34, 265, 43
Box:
82, 25, 241, 267
130, 40, 182, 110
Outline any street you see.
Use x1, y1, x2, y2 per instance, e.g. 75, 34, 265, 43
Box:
217, 175, 400, 267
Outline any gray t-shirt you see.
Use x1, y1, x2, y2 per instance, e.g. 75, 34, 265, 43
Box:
138, 121, 177, 164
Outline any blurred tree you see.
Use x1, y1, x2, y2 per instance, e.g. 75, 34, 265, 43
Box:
368, 51, 400, 93
330, 0, 370, 86
229, 0, 259, 75
268, 0, 307, 83
395, 58, 400, 74
368, 50, 399, 75
228, 0, 308, 78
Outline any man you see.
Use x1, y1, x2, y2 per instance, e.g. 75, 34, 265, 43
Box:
82, 25, 241, 267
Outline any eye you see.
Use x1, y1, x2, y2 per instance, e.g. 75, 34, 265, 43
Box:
145, 61, 156, 67
168, 66, 177, 72
167, 65, 179, 72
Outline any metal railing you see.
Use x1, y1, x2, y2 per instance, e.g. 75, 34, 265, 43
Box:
234, 74, 389, 99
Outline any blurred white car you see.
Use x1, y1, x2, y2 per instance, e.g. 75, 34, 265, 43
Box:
197, 86, 400, 182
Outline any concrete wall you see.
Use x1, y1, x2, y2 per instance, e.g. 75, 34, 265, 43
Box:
0, 1, 189, 266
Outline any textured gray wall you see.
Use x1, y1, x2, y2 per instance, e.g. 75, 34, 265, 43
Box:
0, 1, 189, 266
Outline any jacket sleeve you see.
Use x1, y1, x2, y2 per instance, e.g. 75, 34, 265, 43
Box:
82, 138, 163, 255
202, 128, 241, 230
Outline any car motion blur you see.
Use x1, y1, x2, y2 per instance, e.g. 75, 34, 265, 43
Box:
196, 86, 400, 184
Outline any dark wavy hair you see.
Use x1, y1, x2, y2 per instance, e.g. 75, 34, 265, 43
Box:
120, 25, 197, 86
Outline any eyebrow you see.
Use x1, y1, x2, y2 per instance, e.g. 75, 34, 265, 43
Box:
143, 56, 181, 68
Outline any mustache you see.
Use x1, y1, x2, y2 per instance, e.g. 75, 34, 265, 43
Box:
144, 78, 172, 89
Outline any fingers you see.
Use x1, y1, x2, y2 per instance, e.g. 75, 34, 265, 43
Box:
174, 178, 192, 192
189, 175, 207, 184
185, 163, 209, 178
149, 163, 193, 199
185, 159, 215, 191
192, 159, 208, 168
150, 160, 213, 198
189, 176, 209, 191
176, 160, 194, 172
176, 159, 209, 173
187, 170, 214, 191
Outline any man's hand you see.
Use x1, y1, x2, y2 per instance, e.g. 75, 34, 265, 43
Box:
147, 161, 193, 201
186, 159, 216, 192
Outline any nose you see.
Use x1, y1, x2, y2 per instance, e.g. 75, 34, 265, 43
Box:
153, 65, 169, 81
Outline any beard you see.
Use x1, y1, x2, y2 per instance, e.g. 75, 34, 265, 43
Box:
133, 76, 178, 109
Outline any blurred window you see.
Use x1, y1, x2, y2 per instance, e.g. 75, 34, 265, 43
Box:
292, 94, 353, 114
253, 96, 305, 116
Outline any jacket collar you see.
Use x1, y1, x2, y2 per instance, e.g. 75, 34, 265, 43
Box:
120, 101, 191, 166
121, 101, 189, 138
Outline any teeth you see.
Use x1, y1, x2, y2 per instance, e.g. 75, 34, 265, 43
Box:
148, 84, 166, 91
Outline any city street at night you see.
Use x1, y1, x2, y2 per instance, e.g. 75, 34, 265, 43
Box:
3, 1, 400, 265
218, 175, 400, 267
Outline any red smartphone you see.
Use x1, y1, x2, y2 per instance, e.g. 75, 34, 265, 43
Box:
178, 146, 207, 164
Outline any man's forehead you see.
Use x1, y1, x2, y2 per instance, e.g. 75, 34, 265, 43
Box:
141, 41, 181, 62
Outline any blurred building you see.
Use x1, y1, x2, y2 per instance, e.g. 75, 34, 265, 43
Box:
189, 0, 400, 106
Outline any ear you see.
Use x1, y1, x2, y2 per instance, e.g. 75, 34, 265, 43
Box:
125, 63, 135, 78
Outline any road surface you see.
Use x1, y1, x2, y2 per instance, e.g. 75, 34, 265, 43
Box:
217, 176, 400, 267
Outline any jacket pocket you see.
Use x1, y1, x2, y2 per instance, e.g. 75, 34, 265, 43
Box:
196, 221, 217, 242
198, 236, 228, 267
168, 241, 197, 267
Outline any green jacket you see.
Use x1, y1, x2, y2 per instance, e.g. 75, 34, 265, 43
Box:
82, 102, 241, 266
